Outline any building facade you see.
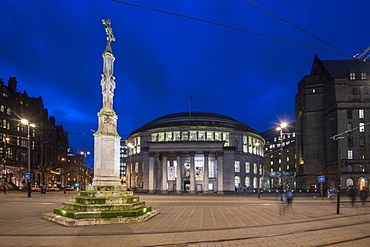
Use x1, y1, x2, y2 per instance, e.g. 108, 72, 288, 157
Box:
261, 123, 296, 190
56, 148, 93, 191
296, 56, 370, 192
125, 112, 265, 194
0, 77, 91, 190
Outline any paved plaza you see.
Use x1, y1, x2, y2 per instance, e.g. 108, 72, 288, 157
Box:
0, 191, 369, 247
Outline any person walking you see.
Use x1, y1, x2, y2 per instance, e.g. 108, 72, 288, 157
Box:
348, 187, 357, 207
286, 188, 294, 209
359, 187, 368, 207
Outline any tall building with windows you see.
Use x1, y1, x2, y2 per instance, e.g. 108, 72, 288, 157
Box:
0, 77, 69, 190
119, 139, 128, 186
125, 112, 264, 194
296, 56, 370, 192
261, 123, 296, 190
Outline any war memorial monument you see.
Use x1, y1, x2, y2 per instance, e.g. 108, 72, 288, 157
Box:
43, 20, 158, 226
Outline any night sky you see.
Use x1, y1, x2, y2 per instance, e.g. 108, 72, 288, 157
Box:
1, 0, 370, 166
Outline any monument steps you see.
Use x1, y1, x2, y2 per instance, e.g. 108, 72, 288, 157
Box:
42, 186, 159, 226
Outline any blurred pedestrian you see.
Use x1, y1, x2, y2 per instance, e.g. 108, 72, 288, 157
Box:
359, 187, 368, 207
286, 188, 294, 209
348, 187, 356, 207
279, 184, 284, 201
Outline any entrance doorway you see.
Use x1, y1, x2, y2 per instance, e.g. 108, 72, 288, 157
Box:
184, 181, 190, 192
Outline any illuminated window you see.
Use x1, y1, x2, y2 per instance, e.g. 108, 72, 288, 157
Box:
174, 131, 180, 141
206, 131, 214, 141
166, 132, 173, 141
245, 162, 250, 173
135, 162, 139, 173
158, 133, 164, 142
359, 123, 365, 132
253, 177, 258, 188
182, 131, 189, 141
243, 136, 248, 152
245, 177, 250, 187
349, 72, 356, 80
0, 105, 4, 112
234, 176, 241, 187
359, 109, 364, 119
361, 72, 367, 80
214, 132, 221, 141
234, 161, 240, 172
190, 131, 197, 141
253, 163, 257, 174
6, 108, 11, 115
209, 160, 215, 178
151, 133, 157, 142
195, 160, 203, 180
348, 150, 353, 159
198, 131, 205, 141
223, 133, 230, 146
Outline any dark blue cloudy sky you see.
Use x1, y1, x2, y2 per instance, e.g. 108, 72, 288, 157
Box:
1, 0, 370, 163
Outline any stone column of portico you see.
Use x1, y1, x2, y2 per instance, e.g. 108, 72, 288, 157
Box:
148, 152, 155, 194
189, 151, 196, 194
203, 151, 210, 194
216, 151, 224, 195
161, 152, 168, 194
175, 151, 182, 194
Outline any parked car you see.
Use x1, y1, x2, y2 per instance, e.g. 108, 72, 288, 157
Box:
31, 185, 41, 192
48, 186, 60, 191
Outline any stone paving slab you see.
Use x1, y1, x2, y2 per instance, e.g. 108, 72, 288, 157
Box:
0, 191, 369, 246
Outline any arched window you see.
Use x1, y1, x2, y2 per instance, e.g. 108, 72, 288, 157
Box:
359, 177, 367, 190
346, 178, 354, 188
253, 177, 258, 188
234, 176, 240, 187
245, 177, 250, 187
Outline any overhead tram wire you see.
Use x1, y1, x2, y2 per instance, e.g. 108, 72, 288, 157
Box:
109, 0, 354, 58
243, 0, 352, 58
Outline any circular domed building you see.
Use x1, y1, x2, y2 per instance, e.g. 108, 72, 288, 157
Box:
125, 112, 264, 194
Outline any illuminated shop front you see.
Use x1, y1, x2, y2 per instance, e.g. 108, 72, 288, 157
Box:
125, 112, 264, 194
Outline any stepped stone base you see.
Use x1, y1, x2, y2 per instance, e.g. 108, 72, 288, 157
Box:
43, 186, 159, 226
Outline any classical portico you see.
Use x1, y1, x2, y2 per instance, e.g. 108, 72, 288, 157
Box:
146, 141, 225, 194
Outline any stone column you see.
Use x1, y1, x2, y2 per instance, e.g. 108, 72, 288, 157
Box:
203, 151, 210, 194
189, 151, 196, 194
216, 151, 224, 195
175, 151, 182, 194
148, 152, 155, 194
161, 152, 168, 194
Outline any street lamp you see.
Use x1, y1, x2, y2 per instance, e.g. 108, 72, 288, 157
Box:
331, 135, 344, 214
276, 122, 287, 190
21, 119, 35, 197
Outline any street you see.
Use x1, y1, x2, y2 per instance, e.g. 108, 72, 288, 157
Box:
0, 191, 369, 246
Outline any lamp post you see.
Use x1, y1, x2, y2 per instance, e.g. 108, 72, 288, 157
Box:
331, 135, 344, 214
21, 119, 35, 197
2, 137, 10, 194
276, 122, 287, 190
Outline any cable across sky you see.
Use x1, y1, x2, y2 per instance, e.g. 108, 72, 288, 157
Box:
110, 0, 357, 59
